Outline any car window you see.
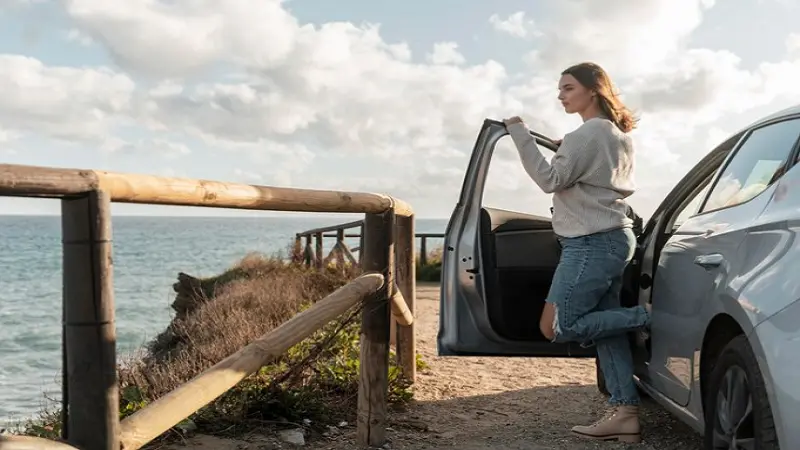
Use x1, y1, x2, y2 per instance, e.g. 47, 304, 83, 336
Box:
672, 179, 712, 229
482, 135, 553, 217
701, 118, 800, 213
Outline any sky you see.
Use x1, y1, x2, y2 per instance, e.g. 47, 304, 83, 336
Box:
1, 0, 800, 219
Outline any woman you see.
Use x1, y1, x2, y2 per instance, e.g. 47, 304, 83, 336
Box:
504, 62, 651, 444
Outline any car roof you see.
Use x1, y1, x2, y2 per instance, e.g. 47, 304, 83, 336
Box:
747, 103, 800, 128
712, 103, 800, 149
704, 103, 800, 156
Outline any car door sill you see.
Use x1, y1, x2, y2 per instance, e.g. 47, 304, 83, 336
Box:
635, 377, 704, 435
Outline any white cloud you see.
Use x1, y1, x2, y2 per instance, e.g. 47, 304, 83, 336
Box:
0, 129, 20, 143
489, 11, 540, 39
232, 168, 265, 183
64, 0, 298, 77
1, 0, 800, 219
787, 33, 800, 55
0, 128, 19, 156
104, 138, 191, 159
427, 42, 466, 65
0, 55, 134, 142
136, 24, 509, 157
528, 0, 714, 77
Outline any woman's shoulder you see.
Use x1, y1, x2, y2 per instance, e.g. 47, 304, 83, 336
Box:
578, 117, 615, 133
569, 117, 625, 140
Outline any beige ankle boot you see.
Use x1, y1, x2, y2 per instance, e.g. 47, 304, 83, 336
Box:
571, 405, 641, 443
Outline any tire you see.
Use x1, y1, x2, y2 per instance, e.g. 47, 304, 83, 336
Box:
703, 335, 779, 449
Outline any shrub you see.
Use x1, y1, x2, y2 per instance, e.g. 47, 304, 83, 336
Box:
416, 246, 443, 282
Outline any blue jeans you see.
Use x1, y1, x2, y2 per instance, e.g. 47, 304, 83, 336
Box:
547, 227, 650, 406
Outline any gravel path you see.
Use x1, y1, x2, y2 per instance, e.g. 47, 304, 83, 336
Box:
167, 283, 704, 450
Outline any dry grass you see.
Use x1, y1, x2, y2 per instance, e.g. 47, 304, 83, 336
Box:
120, 253, 357, 400
112, 252, 417, 441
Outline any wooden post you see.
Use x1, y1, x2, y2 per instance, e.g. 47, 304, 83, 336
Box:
61, 190, 119, 450
339, 243, 357, 266
315, 232, 323, 268
358, 223, 366, 265
395, 214, 416, 383
419, 236, 428, 266
304, 235, 312, 267
293, 234, 302, 263
336, 228, 346, 272
357, 211, 394, 448
61, 281, 69, 441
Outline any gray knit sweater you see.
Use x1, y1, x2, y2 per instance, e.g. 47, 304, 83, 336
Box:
506, 117, 635, 238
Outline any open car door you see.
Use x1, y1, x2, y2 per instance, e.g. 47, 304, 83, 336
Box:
437, 119, 595, 357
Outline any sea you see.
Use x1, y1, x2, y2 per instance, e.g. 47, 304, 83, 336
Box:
0, 215, 448, 427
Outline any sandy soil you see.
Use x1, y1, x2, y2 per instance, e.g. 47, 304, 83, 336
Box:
166, 283, 703, 450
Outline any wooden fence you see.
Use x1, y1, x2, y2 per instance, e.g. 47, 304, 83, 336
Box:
294, 220, 445, 267
292, 220, 442, 364
0, 164, 417, 450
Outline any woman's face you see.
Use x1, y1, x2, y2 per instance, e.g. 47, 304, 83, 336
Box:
557, 74, 594, 114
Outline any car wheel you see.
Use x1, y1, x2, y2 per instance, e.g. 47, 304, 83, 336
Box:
703, 335, 778, 450
595, 357, 610, 396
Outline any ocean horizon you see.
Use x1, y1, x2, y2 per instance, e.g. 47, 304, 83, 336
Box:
0, 214, 448, 426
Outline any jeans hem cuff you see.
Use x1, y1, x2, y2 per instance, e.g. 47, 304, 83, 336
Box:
608, 399, 640, 406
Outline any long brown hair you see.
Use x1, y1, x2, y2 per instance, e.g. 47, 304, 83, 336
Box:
561, 62, 638, 133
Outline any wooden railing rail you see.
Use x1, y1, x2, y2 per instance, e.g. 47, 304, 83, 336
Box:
295, 221, 445, 267
0, 163, 416, 450
293, 220, 364, 269
0, 435, 81, 450
0, 165, 413, 216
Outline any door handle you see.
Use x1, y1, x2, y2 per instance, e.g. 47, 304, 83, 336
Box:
694, 253, 724, 270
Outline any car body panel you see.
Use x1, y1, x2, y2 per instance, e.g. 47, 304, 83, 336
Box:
736, 157, 800, 323
646, 205, 754, 406
630, 132, 744, 388
725, 163, 800, 448
666, 169, 800, 437
653, 196, 779, 431
634, 114, 800, 415
749, 298, 800, 450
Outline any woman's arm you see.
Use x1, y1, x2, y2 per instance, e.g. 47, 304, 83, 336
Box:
505, 119, 594, 193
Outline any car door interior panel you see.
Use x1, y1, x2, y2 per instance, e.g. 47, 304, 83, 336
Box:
480, 207, 561, 341
439, 120, 596, 358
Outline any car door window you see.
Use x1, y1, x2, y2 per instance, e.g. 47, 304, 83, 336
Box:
701, 118, 800, 213
672, 178, 712, 230
482, 135, 553, 217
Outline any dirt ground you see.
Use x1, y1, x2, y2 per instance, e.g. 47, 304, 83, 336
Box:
166, 283, 703, 450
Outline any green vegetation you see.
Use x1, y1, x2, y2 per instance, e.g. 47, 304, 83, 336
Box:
416, 247, 443, 282
17, 252, 427, 445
